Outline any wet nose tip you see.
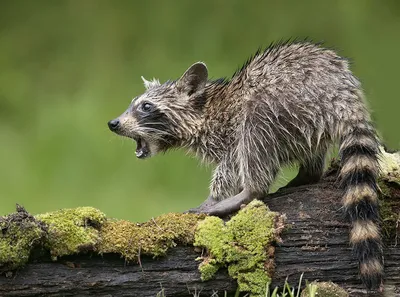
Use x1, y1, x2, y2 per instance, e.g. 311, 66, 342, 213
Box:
108, 119, 120, 131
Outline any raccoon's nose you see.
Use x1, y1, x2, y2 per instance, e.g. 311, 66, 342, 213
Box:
108, 119, 120, 131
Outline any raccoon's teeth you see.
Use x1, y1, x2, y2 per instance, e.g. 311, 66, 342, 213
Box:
136, 151, 144, 158
135, 138, 149, 159
135, 138, 144, 158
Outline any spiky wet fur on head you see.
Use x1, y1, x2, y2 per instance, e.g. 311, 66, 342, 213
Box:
109, 40, 383, 290
110, 62, 210, 158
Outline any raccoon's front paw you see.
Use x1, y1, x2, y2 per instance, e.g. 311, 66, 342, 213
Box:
198, 199, 244, 217
186, 198, 244, 217
185, 195, 219, 214
192, 189, 255, 217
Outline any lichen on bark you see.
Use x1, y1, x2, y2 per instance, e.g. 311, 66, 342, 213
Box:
378, 148, 400, 241
300, 281, 349, 297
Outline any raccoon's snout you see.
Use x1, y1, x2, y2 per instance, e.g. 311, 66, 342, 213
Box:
108, 119, 120, 132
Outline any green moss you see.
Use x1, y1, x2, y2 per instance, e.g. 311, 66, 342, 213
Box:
1, 206, 205, 269
2, 202, 283, 296
377, 148, 400, 240
0, 206, 46, 271
301, 281, 348, 297
198, 258, 220, 281
379, 196, 400, 240
378, 179, 392, 197
35, 207, 107, 259
194, 200, 284, 297
380, 197, 398, 234
98, 212, 205, 261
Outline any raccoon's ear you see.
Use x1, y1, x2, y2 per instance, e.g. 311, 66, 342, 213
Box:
177, 62, 208, 95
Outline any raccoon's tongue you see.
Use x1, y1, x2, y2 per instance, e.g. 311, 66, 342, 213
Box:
135, 138, 150, 159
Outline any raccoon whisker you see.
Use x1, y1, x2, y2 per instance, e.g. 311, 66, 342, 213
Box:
136, 119, 168, 126
137, 121, 175, 132
148, 135, 175, 146
134, 129, 175, 145
138, 127, 175, 138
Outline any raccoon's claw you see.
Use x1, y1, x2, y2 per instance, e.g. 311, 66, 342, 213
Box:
185, 204, 234, 216
185, 189, 257, 217
197, 198, 246, 217
185, 195, 219, 214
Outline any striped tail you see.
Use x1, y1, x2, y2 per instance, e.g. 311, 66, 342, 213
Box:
339, 122, 383, 290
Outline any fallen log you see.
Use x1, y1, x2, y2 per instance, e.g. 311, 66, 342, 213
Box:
0, 150, 399, 297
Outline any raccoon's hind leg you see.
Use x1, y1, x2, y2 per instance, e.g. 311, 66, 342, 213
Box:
284, 150, 326, 188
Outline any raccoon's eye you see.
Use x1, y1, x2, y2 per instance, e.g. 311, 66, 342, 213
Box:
140, 102, 154, 113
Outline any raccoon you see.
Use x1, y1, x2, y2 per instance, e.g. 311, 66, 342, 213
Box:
108, 41, 383, 290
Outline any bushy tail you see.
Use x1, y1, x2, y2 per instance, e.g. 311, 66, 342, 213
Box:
339, 121, 383, 290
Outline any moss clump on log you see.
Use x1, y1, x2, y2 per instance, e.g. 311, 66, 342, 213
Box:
36, 207, 106, 259
98, 212, 206, 261
0, 205, 46, 270
0, 207, 205, 272
194, 200, 285, 297
0, 202, 285, 297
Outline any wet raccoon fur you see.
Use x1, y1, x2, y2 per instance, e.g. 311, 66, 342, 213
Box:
108, 41, 383, 290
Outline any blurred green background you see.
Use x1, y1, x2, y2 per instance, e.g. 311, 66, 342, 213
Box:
1, 0, 399, 221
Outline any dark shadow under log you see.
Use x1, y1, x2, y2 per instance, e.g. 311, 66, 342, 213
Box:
1, 171, 399, 296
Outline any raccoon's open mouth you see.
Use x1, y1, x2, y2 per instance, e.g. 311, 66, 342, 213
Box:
134, 137, 150, 159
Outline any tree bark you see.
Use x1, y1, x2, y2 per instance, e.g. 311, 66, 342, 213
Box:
1, 166, 399, 296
